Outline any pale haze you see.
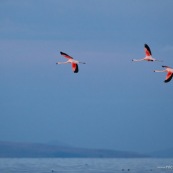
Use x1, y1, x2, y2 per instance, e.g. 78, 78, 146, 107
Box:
0, 0, 173, 153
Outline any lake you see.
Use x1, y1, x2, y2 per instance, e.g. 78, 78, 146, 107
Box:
0, 158, 173, 173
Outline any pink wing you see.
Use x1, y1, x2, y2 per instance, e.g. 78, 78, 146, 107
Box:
60, 52, 73, 59
165, 72, 173, 83
72, 63, 78, 73
144, 44, 152, 56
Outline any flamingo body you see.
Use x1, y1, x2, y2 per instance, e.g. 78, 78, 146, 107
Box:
154, 66, 173, 83
132, 44, 162, 62
56, 52, 85, 73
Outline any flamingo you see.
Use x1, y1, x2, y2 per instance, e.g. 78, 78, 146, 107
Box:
154, 66, 173, 83
132, 44, 162, 62
56, 52, 86, 73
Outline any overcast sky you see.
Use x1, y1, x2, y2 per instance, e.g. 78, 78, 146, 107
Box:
0, 0, 173, 153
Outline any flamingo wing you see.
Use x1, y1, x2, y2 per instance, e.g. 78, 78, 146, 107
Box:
144, 44, 152, 56
60, 52, 73, 59
162, 65, 170, 68
72, 63, 79, 73
164, 72, 173, 83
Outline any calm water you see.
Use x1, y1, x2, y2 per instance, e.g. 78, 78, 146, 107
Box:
0, 158, 173, 173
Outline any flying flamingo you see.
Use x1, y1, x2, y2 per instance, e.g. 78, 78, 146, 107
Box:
154, 66, 173, 83
132, 44, 162, 62
56, 52, 86, 73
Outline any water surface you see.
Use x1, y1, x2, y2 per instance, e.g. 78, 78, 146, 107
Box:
0, 158, 173, 173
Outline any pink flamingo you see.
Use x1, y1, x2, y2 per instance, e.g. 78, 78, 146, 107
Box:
132, 44, 162, 62
154, 66, 173, 83
56, 52, 86, 73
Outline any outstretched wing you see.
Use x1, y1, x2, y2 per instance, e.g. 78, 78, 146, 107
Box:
164, 72, 173, 83
60, 52, 73, 59
72, 63, 79, 73
144, 44, 152, 56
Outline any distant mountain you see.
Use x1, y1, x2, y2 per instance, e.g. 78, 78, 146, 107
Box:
46, 140, 72, 147
150, 147, 173, 158
0, 141, 147, 158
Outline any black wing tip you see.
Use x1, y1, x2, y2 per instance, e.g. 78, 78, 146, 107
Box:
164, 80, 169, 83
162, 65, 169, 68
144, 43, 152, 55
164, 74, 173, 83
60, 51, 69, 56
60, 51, 72, 58
60, 51, 66, 55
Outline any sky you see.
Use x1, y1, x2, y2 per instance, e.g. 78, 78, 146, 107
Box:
0, 0, 173, 153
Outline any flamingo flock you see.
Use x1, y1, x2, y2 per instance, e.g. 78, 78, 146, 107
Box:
132, 44, 172, 83
56, 44, 173, 83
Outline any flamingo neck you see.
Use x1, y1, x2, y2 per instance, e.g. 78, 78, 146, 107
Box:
154, 70, 166, 72
57, 61, 69, 64
132, 59, 144, 62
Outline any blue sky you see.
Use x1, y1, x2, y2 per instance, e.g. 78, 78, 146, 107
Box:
0, 0, 173, 153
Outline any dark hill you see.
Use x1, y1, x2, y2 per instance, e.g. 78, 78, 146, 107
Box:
150, 147, 173, 158
0, 141, 148, 158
